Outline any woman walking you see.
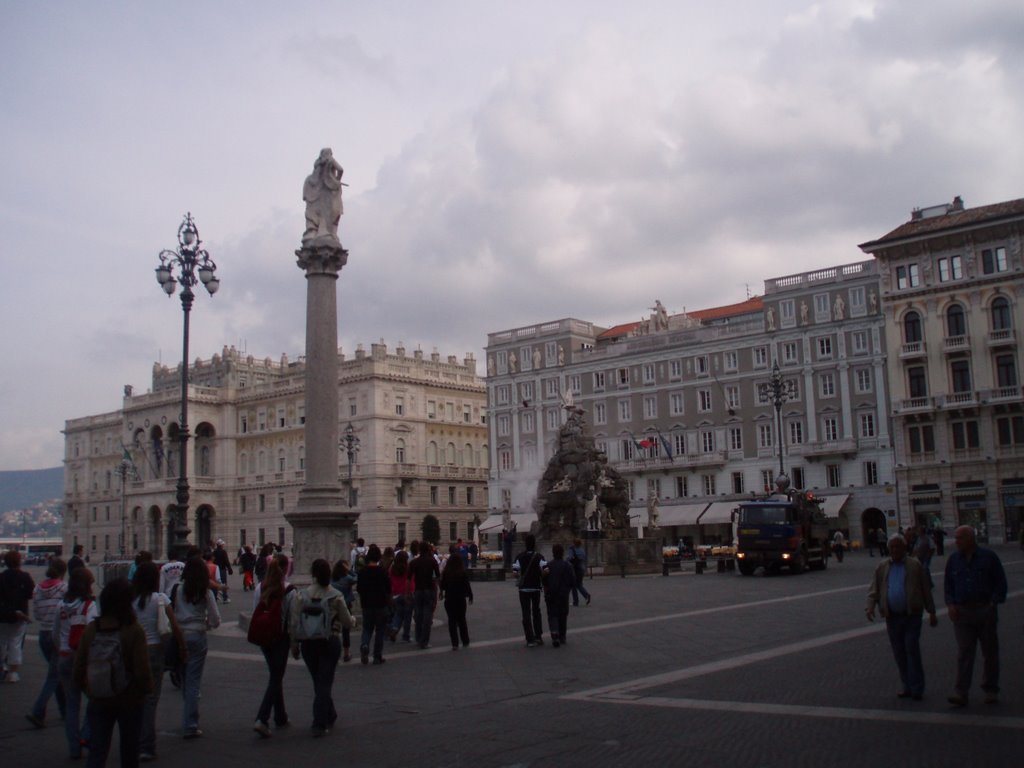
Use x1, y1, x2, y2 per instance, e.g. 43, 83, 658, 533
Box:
0, 549, 35, 682
290, 558, 353, 737
26, 556, 67, 728
388, 550, 413, 642
171, 556, 220, 739
132, 561, 185, 761
253, 558, 296, 737
53, 566, 99, 759
439, 551, 473, 649
73, 577, 154, 768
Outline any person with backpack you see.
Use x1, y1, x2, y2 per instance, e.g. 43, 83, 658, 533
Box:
0, 549, 35, 683
171, 556, 220, 739
26, 556, 68, 728
132, 561, 185, 762
512, 535, 547, 647
53, 567, 99, 759
290, 558, 353, 737
356, 545, 391, 665
440, 549, 473, 650
330, 559, 358, 662
73, 577, 153, 768
350, 538, 369, 573
250, 558, 296, 738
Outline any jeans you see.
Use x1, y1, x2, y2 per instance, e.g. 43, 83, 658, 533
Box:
300, 636, 341, 729
519, 590, 543, 643
389, 594, 412, 640
885, 613, 924, 696
31, 629, 66, 721
546, 593, 569, 641
570, 567, 590, 605
58, 653, 90, 757
953, 604, 1000, 696
181, 631, 208, 733
444, 598, 470, 647
256, 634, 291, 726
360, 606, 389, 661
86, 697, 143, 768
413, 589, 436, 648
139, 644, 166, 755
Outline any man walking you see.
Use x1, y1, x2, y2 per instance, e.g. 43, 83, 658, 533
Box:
513, 534, 546, 647
944, 525, 1007, 706
865, 534, 938, 700
212, 540, 233, 603
567, 539, 591, 606
409, 542, 440, 650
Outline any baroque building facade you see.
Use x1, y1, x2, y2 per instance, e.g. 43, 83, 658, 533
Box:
485, 260, 896, 545
63, 342, 489, 560
860, 196, 1024, 544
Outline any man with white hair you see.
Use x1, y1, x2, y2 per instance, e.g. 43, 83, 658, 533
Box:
866, 533, 938, 701
944, 525, 1007, 706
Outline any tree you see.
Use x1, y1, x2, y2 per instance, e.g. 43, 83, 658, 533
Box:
421, 514, 440, 545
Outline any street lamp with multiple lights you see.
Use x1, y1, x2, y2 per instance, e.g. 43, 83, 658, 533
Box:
758, 361, 798, 485
340, 422, 360, 508
155, 213, 219, 561
115, 457, 134, 556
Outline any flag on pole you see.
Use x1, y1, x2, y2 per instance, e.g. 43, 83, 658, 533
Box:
656, 429, 674, 461
120, 443, 141, 480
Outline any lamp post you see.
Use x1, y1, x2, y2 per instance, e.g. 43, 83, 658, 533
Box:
340, 422, 360, 507
758, 361, 798, 486
155, 213, 219, 561
116, 457, 133, 557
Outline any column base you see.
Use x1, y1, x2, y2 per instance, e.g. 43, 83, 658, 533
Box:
286, 488, 357, 581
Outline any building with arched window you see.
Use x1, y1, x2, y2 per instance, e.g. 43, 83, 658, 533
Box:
860, 195, 1024, 543
63, 342, 488, 560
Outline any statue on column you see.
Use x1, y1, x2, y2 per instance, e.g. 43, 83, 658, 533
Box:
302, 148, 345, 245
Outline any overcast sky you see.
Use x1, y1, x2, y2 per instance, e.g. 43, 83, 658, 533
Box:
2, 1, 1022, 470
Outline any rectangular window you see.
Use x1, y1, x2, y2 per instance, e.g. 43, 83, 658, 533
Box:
783, 341, 799, 364
427, 400, 437, 419
617, 368, 630, 387
789, 419, 804, 444
908, 424, 936, 453
520, 382, 533, 403
996, 415, 1024, 446
826, 464, 841, 488
852, 331, 869, 355
546, 342, 558, 367
951, 421, 980, 450
675, 476, 688, 497
849, 286, 866, 315
446, 402, 455, 421
298, 404, 305, 424
908, 366, 928, 398
698, 389, 712, 412
726, 385, 740, 410
670, 360, 683, 379
855, 368, 872, 393
499, 450, 512, 471
643, 396, 657, 419
395, 397, 404, 416
396, 485, 407, 505
259, 494, 265, 512
463, 405, 472, 422
240, 496, 247, 514
702, 474, 716, 496
240, 414, 248, 433
620, 439, 635, 461
448, 486, 456, 505
497, 415, 510, 436
814, 293, 830, 321
430, 486, 439, 505
817, 337, 833, 359
822, 417, 839, 442
791, 466, 804, 489
670, 392, 684, 416
753, 347, 768, 368
996, 354, 1018, 388
522, 411, 535, 433
570, 375, 581, 395
896, 264, 920, 289
938, 255, 963, 282
348, 399, 357, 417
761, 469, 775, 493
819, 372, 835, 397
860, 412, 876, 438
643, 364, 656, 383
779, 299, 796, 327
617, 399, 632, 421
450, 521, 458, 541
258, 410, 267, 431
729, 427, 743, 451
545, 379, 559, 399
523, 445, 537, 466
277, 407, 286, 428
593, 402, 607, 425
758, 423, 773, 448
495, 351, 508, 374
694, 357, 708, 376
700, 430, 715, 452
520, 347, 532, 371
982, 247, 1008, 274
546, 409, 560, 430
593, 371, 606, 390
724, 351, 738, 371
863, 461, 878, 486
732, 472, 745, 494
673, 434, 686, 457
950, 360, 972, 393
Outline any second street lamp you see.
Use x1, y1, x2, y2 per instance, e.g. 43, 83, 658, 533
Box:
155, 213, 219, 561
340, 422, 360, 507
758, 361, 798, 484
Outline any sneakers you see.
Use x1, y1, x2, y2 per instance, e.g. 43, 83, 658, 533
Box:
253, 721, 272, 739
25, 713, 45, 728
526, 641, 538, 648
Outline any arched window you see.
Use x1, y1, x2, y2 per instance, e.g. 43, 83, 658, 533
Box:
947, 304, 967, 337
395, 439, 406, 464
258, 450, 266, 473
239, 452, 248, 476
464, 443, 474, 467
199, 446, 211, 476
903, 310, 922, 343
426, 441, 438, 465
991, 297, 1012, 331
277, 448, 286, 472
447, 442, 457, 465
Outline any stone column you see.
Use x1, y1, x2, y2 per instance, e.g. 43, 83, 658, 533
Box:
285, 241, 357, 578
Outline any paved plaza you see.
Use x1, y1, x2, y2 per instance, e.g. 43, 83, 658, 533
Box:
2, 547, 1022, 767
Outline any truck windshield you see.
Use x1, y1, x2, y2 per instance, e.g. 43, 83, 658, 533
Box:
739, 505, 791, 525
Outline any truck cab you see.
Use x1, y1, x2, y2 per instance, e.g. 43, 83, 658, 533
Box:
734, 489, 830, 576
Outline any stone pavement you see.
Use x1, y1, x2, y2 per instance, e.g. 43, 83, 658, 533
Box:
1, 547, 1022, 767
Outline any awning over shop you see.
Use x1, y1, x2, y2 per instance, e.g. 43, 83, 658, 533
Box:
478, 515, 505, 532
656, 502, 710, 526
478, 512, 537, 532
699, 501, 738, 525
817, 494, 849, 519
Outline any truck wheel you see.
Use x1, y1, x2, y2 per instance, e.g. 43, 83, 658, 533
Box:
738, 561, 755, 576
791, 551, 807, 573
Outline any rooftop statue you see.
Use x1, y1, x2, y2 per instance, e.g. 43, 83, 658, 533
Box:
302, 148, 344, 245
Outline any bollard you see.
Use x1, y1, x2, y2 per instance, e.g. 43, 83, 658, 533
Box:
695, 560, 705, 575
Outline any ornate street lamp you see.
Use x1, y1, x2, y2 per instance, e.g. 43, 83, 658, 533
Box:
758, 361, 798, 486
115, 457, 134, 557
155, 213, 219, 561
340, 422, 360, 507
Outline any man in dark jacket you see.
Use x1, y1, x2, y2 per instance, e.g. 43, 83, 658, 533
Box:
543, 544, 576, 647
409, 543, 441, 649
356, 545, 392, 665
512, 535, 547, 647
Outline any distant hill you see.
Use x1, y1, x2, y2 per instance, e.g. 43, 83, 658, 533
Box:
0, 467, 63, 513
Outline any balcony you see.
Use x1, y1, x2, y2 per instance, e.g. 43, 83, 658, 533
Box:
988, 328, 1016, 348
938, 391, 978, 409
899, 341, 927, 360
803, 438, 857, 458
943, 335, 970, 354
986, 385, 1023, 404
894, 397, 933, 414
